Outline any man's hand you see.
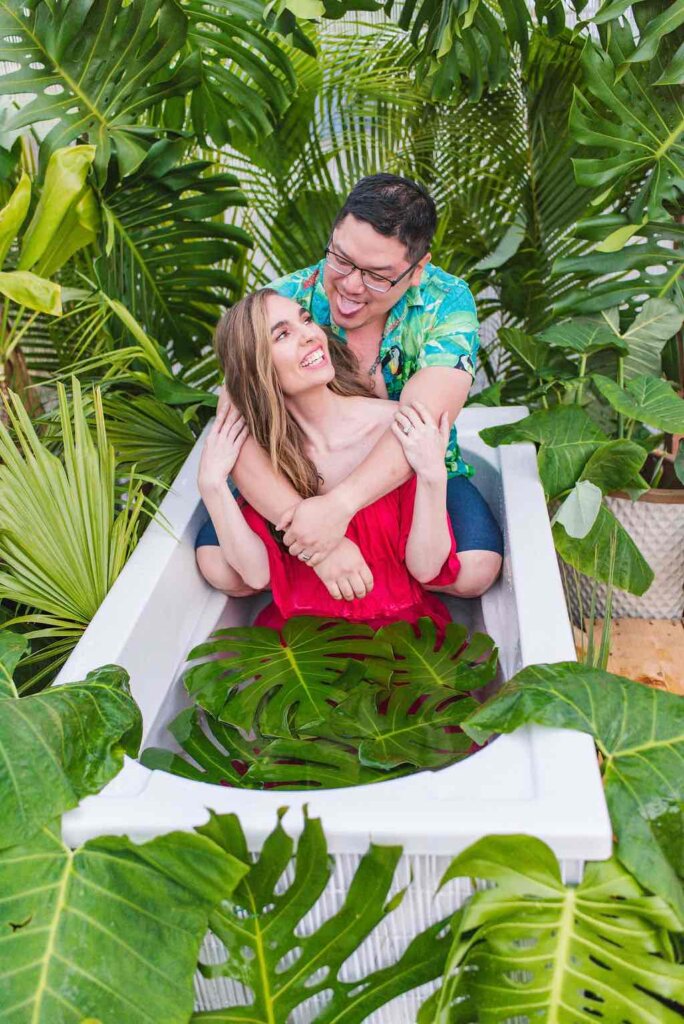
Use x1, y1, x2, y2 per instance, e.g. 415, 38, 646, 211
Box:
313, 537, 374, 601
278, 492, 353, 566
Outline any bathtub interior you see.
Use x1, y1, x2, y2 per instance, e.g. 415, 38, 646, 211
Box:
140, 443, 510, 763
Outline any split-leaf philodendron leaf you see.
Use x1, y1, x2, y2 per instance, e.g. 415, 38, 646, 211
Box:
0, 820, 247, 1022
463, 662, 684, 923
0, 632, 141, 850
192, 811, 451, 1024
184, 617, 393, 736
420, 834, 684, 1023
375, 618, 498, 691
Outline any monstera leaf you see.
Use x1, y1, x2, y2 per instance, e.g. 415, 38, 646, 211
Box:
376, 618, 498, 692
246, 736, 404, 788
141, 705, 262, 787
0, 819, 247, 1023
464, 662, 684, 923
0, 633, 141, 849
570, 26, 684, 223
420, 835, 684, 1024
192, 811, 451, 1024
185, 620, 391, 737
328, 683, 477, 770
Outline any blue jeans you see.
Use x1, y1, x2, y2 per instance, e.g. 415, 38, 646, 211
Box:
195, 475, 503, 555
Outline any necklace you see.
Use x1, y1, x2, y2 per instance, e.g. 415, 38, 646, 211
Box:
367, 352, 382, 391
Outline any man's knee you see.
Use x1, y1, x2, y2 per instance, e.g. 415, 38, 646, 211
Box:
450, 549, 502, 598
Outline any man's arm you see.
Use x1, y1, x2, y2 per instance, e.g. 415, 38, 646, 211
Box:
283, 366, 472, 560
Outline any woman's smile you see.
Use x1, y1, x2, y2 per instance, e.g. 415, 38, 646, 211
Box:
300, 345, 328, 369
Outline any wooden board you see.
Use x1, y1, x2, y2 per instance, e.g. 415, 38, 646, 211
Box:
574, 619, 684, 694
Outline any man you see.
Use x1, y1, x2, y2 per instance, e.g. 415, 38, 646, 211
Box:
228, 173, 503, 599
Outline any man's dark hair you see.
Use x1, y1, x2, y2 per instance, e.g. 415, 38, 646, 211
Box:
333, 174, 437, 263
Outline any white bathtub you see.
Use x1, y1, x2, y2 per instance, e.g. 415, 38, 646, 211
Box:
58, 406, 611, 1021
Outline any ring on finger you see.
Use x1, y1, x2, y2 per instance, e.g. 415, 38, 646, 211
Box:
401, 423, 412, 435
299, 552, 311, 562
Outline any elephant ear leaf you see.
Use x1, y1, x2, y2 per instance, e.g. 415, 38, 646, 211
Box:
193, 811, 451, 1024
0, 820, 246, 1022
0, 647, 142, 850
184, 617, 392, 737
422, 834, 684, 1023
376, 617, 498, 691
463, 662, 684, 923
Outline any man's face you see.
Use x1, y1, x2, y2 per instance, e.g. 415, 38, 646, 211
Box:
323, 214, 430, 332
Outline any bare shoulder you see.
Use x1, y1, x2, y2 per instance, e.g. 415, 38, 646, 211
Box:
355, 395, 396, 429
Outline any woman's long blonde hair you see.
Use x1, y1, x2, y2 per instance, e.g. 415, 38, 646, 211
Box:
215, 289, 372, 497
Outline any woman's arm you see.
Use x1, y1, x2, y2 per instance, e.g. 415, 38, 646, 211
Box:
391, 402, 452, 583
197, 397, 270, 592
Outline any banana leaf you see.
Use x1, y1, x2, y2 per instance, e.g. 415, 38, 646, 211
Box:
421, 834, 684, 1023
0, 634, 141, 849
0, 819, 247, 1023
464, 662, 684, 923
192, 811, 452, 1024
185, 618, 392, 737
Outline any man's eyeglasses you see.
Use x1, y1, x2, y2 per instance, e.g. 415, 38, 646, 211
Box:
324, 247, 420, 294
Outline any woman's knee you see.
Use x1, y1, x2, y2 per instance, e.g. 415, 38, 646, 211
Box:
196, 547, 263, 597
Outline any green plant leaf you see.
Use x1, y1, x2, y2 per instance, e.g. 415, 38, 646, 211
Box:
481, 406, 608, 499
554, 503, 654, 594
192, 811, 451, 1023
538, 315, 627, 355
424, 834, 684, 1023
185, 619, 393, 737
0, 171, 30, 266
0, 270, 61, 315
593, 374, 684, 433
329, 682, 478, 769
246, 735, 401, 788
0, 380, 150, 687
149, 368, 218, 408
570, 30, 684, 221
375, 618, 498, 692
579, 438, 647, 494
0, 659, 141, 850
102, 392, 196, 485
100, 156, 250, 361
0, 819, 247, 1022
621, 298, 684, 380
18, 145, 98, 275
141, 705, 262, 787
0, 630, 28, 699
551, 478, 602, 538
464, 662, 684, 922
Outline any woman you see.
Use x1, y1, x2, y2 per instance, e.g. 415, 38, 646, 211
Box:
196, 289, 462, 631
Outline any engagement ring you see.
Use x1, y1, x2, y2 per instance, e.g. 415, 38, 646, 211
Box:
402, 424, 412, 435
300, 552, 311, 561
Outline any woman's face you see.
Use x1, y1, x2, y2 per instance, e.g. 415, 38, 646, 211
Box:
266, 293, 334, 396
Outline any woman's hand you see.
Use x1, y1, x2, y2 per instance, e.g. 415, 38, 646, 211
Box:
198, 393, 248, 495
392, 400, 449, 482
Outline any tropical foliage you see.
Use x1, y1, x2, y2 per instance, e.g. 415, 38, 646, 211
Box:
142, 616, 495, 787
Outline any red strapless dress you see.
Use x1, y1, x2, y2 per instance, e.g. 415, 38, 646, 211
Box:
241, 476, 460, 631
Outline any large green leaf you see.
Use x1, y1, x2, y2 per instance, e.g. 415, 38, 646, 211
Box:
141, 705, 262, 787
375, 618, 498, 692
328, 682, 477, 769
192, 811, 451, 1024
0, 819, 247, 1023
0, 652, 141, 850
480, 406, 608, 499
100, 151, 251, 360
621, 298, 684, 379
185, 618, 393, 737
570, 28, 684, 222
17, 144, 98, 276
0, 0, 197, 181
593, 0, 684, 74
102, 392, 196, 485
538, 314, 627, 355
464, 663, 684, 922
593, 373, 684, 433
554, 503, 654, 595
0, 270, 61, 316
579, 438, 647, 494
0, 172, 30, 266
421, 835, 684, 1023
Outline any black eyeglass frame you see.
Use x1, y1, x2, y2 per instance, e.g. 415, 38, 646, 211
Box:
324, 246, 421, 293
